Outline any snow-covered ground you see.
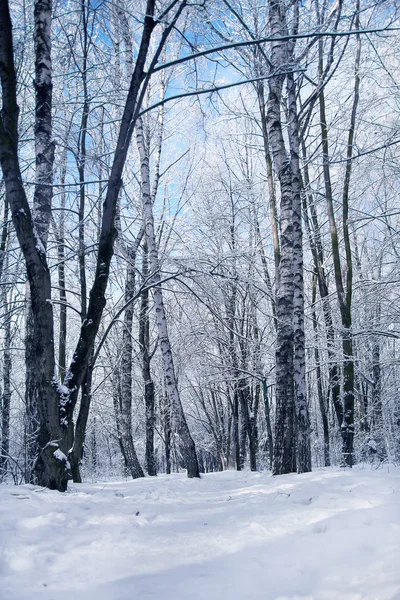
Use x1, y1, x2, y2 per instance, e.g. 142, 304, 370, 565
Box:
1, 466, 399, 600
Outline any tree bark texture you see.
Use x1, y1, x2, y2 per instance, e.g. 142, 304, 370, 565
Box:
287, 57, 311, 473
267, 0, 296, 475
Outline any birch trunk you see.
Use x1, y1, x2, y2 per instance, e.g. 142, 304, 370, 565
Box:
162, 389, 172, 474
257, 81, 280, 297
24, 0, 55, 481
136, 118, 199, 477
0, 0, 169, 489
287, 57, 311, 473
267, 0, 295, 475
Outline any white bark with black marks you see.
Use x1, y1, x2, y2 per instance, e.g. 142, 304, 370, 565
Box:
136, 117, 199, 478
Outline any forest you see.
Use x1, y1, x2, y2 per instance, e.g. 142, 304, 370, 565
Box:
0, 0, 400, 492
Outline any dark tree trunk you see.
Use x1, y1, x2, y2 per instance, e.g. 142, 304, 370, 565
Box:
0, 304, 11, 475
311, 274, 330, 466
262, 380, 274, 470
69, 354, 94, 482
0, 197, 10, 477
140, 242, 157, 476
371, 332, 386, 461
301, 151, 342, 432
0, 0, 173, 490
117, 239, 145, 480
233, 388, 241, 470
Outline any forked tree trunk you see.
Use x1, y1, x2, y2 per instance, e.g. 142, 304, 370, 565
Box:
0, 0, 181, 490
318, 5, 361, 466
301, 148, 342, 432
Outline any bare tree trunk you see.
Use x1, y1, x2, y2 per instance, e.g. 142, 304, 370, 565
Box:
267, 0, 295, 475
287, 38, 311, 473
69, 354, 94, 482
118, 240, 145, 479
112, 367, 128, 475
262, 380, 274, 470
301, 150, 342, 432
371, 292, 387, 461
33, 0, 54, 247
240, 381, 257, 471
136, 118, 199, 478
162, 389, 172, 475
0, 295, 11, 475
233, 388, 241, 470
52, 151, 67, 379
0, 193, 10, 477
140, 242, 157, 475
0, 0, 180, 489
318, 5, 360, 466
24, 0, 55, 482
256, 81, 280, 297
311, 273, 330, 466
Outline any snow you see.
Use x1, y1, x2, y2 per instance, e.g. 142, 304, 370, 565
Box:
52, 448, 70, 469
0, 466, 399, 600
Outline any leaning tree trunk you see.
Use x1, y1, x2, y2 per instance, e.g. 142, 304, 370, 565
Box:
136, 118, 199, 478
0, 0, 185, 490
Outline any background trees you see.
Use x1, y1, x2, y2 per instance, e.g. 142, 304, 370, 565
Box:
1, 0, 400, 488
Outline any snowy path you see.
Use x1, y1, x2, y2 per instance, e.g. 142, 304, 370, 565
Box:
1, 467, 399, 600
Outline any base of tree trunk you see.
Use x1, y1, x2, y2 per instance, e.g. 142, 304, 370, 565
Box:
34, 444, 71, 491
182, 438, 200, 478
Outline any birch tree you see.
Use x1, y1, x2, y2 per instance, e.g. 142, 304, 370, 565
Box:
0, 0, 190, 490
